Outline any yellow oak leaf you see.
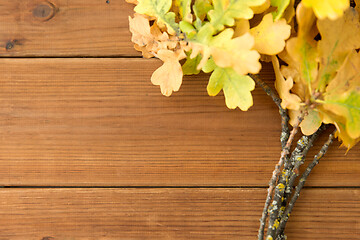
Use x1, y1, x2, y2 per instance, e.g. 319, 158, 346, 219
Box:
315, 8, 360, 91
125, 0, 138, 4
302, 0, 349, 20
134, 0, 179, 35
210, 29, 261, 75
320, 51, 360, 140
288, 109, 300, 127
289, 108, 322, 137
272, 56, 301, 110
356, 0, 360, 15
252, 0, 271, 14
334, 124, 360, 150
326, 50, 360, 96
282, 0, 296, 23
300, 109, 322, 135
173, 0, 192, 23
250, 13, 291, 55
233, 19, 250, 37
319, 106, 360, 149
283, 3, 318, 101
277, 4, 360, 150
324, 90, 360, 139
151, 49, 186, 96
312, 51, 360, 149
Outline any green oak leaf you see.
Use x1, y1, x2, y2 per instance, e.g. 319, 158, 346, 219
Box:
135, 0, 179, 34
193, 0, 213, 21
271, 0, 290, 20
208, 0, 266, 31
324, 90, 360, 139
179, 20, 197, 38
202, 58, 217, 73
207, 66, 255, 110
182, 54, 202, 75
193, 0, 213, 29
174, 0, 192, 23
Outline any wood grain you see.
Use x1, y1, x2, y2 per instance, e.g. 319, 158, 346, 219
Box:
0, 188, 358, 239
0, 0, 138, 57
0, 58, 359, 187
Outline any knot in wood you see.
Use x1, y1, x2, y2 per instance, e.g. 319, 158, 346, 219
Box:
5, 41, 14, 50
32, 2, 56, 21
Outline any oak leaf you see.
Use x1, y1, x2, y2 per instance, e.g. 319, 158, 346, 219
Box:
302, 0, 349, 20
125, 0, 138, 4
182, 53, 201, 75
252, 0, 271, 14
134, 0, 179, 34
272, 56, 301, 110
128, 14, 153, 48
249, 13, 291, 55
174, 0, 192, 23
208, 0, 266, 31
210, 29, 261, 75
316, 8, 360, 91
271, 0, 290, 20
300, 109, 322, 135
324, 91, 360, 139
129, 14, 177, 58
193, 0, 213, 21
233, 19, 250, 37
151, 49, 186, 96
282, 0, 296, 23
204, 59, 256, 111
321, 51, 360, 141
319, 107, 360, 149
279, 5, 360, 149
282, 3, 318, 100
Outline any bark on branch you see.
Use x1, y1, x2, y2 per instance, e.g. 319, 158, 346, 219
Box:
276, 130, 336, 235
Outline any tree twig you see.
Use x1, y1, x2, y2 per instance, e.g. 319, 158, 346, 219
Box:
276, 130, 336, 235
249, 74, 290, 149
263, 113, 304, 239
249, 74, 294, 240
283, 125, 326, 202
267, 125, 326, 239
258, 113, 304, 240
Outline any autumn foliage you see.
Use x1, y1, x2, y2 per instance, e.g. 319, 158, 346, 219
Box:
127, 0, 360, 151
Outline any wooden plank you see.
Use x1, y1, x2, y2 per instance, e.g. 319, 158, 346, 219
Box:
0, 188, 358, 239
0, 0, 138, 57
0, 58, 359, 186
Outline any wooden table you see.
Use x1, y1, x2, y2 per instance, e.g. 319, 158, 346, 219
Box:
0, 1, 359, 239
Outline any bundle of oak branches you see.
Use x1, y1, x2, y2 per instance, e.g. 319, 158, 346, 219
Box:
126, 0, 360, 239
